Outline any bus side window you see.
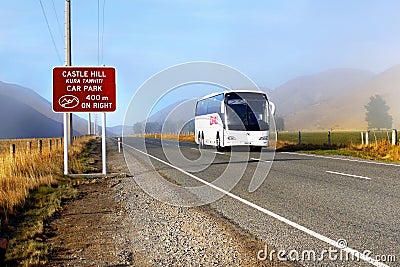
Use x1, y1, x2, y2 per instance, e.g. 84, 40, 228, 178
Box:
196, 100, 207, 116
207, 94, 223, 114
196, 94, 224, 116
207, 98, 217, 114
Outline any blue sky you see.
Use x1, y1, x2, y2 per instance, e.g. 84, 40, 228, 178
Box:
1, 0, 400, 126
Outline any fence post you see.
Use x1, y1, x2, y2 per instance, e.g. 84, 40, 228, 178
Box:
365, 131, 370, 145
328, 131, 331, 146
38, 140, 42, 153
392, 129, 398, 145
48, 139, 52, 151
27, 141, 32, 152
10, 144, 16, 158
298, 131, 301, 145
361, 132, 364, 145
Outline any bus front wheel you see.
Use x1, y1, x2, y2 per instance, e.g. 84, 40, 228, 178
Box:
250, 146, 262, 152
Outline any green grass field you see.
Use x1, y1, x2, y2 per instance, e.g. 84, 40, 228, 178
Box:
276, 131, 393, 146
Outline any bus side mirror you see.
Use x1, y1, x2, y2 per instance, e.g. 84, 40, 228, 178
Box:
220, 102, 225, 114
269, 102, 276, 115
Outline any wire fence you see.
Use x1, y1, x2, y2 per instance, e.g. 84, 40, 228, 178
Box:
276, 130, 398, 146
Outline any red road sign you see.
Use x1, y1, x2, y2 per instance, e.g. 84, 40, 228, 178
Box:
53, 66, 116, 112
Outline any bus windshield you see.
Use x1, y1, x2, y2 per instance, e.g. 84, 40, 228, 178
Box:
225, 92, 269, 131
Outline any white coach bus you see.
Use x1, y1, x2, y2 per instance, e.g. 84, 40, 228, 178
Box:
195, 90, 275, 151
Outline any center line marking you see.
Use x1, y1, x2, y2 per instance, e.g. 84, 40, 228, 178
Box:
119, 139, 387, 267
326, 171, 372, 180
250, 157, 272, 163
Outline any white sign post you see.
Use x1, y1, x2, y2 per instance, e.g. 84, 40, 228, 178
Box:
102, 113, 107, 175
63, 113, 69, 175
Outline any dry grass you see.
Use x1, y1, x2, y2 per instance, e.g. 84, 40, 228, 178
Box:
138, 133, 399, 162
0, 136, 97, 266
348, 140, 400, 162
0, 136, 92, 219
143, 133, 195, 142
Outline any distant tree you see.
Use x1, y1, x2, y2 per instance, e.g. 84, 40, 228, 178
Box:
162, 121, 178, 134
133, 122, 144, 134
145, 122, 161, 134
365, 95, 392, 130
274, 116, 285, 131
180, 119, 195, 134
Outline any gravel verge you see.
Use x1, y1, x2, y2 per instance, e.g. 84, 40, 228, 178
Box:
47, 138, 289, 266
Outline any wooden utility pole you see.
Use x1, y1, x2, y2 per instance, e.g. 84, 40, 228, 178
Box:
64, 0, 71, 174
65, 0, 73, 146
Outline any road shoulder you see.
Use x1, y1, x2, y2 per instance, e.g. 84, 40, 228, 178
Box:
46, 139, 288, 266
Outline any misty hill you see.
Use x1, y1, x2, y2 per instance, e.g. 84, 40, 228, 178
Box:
0, 81, 88, 138
271, 67, 400, 130
270, 69, 374, 118
129, 99, 198, 134
0, 94, 62, 138
148, 99, 197, 124
107, 125, 134, 136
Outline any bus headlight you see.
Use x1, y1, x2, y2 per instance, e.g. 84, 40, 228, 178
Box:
227, 136, 236, 140
259, 136, 269, 140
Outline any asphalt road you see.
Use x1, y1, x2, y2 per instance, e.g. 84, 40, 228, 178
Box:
121, 137, 399, 267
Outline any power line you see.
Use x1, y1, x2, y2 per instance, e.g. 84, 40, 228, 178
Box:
39, 0, 62, 64
51, 0, 64, 40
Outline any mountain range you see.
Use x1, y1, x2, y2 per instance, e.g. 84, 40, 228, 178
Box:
1, 65, 399, 139
0, 81, 90, 138
0, 81, 131, 138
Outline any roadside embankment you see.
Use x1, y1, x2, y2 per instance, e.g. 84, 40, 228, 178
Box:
0, 136, 99, 266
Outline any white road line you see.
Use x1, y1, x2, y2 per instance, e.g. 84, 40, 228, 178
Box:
190, 148, 197, 150
250, 157, 272, 163
121, 140, 388, 267
214, 152, 225, 155
281, 152, 400, 167
326, 171, 372, 180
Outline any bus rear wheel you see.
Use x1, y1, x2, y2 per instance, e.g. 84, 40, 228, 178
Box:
198, 132, 204, 149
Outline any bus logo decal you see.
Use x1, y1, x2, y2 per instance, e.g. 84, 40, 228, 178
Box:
210, 115, 218, 125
